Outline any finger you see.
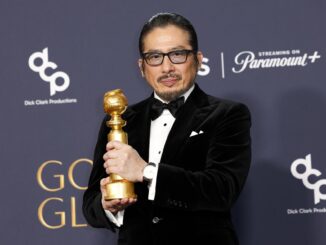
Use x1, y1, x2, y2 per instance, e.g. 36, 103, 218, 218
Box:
104, 165, 110, 175
100, 177, 110, 187
105, 165, 116, 175
102, 198, 120, 209
104, 162, 120, 175
100, 184, 108, 203
108, 207, 118, 213
118, 198, 137, 207
106, 141, 124, 151
105, 197, 136, 212
108, 199, 122, 206
105, 202, 119, 213
129, 197, 137, 204
103, 162, 112, 175
103, 159, 110, 169
120, 198, 130, 205
103, 152, 109, 161
103, 159, 119, 174
103, 149, 118, 161
100, 177, 110, 197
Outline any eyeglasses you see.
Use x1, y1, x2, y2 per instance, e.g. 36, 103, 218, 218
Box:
142, 49, 196, 66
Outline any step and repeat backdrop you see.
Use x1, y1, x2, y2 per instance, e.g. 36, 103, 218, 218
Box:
0, 0, 325, 244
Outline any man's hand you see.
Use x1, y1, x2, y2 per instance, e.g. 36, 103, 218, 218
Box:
100, 177, 137, 214
103, 141, 147, 182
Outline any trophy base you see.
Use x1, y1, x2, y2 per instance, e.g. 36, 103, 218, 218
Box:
105, 180, 137, 200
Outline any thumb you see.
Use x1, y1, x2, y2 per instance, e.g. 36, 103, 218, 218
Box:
100, 177, 110, 194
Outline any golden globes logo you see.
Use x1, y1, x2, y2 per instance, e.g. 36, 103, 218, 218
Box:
36, 159, 92, 229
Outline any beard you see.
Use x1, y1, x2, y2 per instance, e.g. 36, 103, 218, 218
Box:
155, 85, 191, 101
155, 73, 194, 101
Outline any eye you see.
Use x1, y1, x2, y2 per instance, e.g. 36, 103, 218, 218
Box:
171, 50, 186, 57
146, 53, 162, 60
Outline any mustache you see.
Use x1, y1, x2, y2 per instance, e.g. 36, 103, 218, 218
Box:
157, 73, 182, 83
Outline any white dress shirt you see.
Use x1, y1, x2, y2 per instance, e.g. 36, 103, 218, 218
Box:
105, 84, 195, 227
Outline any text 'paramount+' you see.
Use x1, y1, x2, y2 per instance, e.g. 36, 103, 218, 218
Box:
232, 50, 321, 73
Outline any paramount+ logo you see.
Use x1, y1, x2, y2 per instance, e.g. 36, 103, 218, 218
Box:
28, 47, 70, 96
291, 154, 326, 205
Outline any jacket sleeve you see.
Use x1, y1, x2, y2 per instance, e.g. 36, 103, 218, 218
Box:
82, 116, 117, 230
154, 102, 251, 212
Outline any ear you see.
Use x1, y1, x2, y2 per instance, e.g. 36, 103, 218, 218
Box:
196, 51, 204, 70
138, 59, 145, 77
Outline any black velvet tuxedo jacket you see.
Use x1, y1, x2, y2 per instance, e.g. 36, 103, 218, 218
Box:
83, 84, 251, 245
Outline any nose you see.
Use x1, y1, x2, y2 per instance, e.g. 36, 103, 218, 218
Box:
161, 55, 175, 73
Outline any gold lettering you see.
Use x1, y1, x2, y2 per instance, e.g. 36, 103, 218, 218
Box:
71, 197, 87, 227
38, 197, 65, 229
68, 158, 92, 190
37, 160, 64, 192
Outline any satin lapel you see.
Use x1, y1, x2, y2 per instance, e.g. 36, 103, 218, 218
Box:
124, 98, 152, 162
160, 85, 217, 164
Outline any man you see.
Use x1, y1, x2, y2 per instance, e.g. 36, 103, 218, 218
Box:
83, 13, 251, 245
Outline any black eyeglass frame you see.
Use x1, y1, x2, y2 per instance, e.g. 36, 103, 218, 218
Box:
142, 49, 197, 66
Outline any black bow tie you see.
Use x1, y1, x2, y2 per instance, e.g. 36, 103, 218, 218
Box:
150, 96, 185, 120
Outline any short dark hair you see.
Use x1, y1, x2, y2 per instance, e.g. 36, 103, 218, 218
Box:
138, 13, 198, 55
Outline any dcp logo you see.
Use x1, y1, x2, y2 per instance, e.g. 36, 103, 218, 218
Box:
291, 154, 326, 204
28, 47, 70, 96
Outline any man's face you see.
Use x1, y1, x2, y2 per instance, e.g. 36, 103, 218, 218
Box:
138, 25, 203, 102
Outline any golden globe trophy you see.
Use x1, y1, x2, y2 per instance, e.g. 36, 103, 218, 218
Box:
103, 89, 137, 200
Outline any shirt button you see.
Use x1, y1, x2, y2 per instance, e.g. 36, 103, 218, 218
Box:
152, 217, 160, 224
